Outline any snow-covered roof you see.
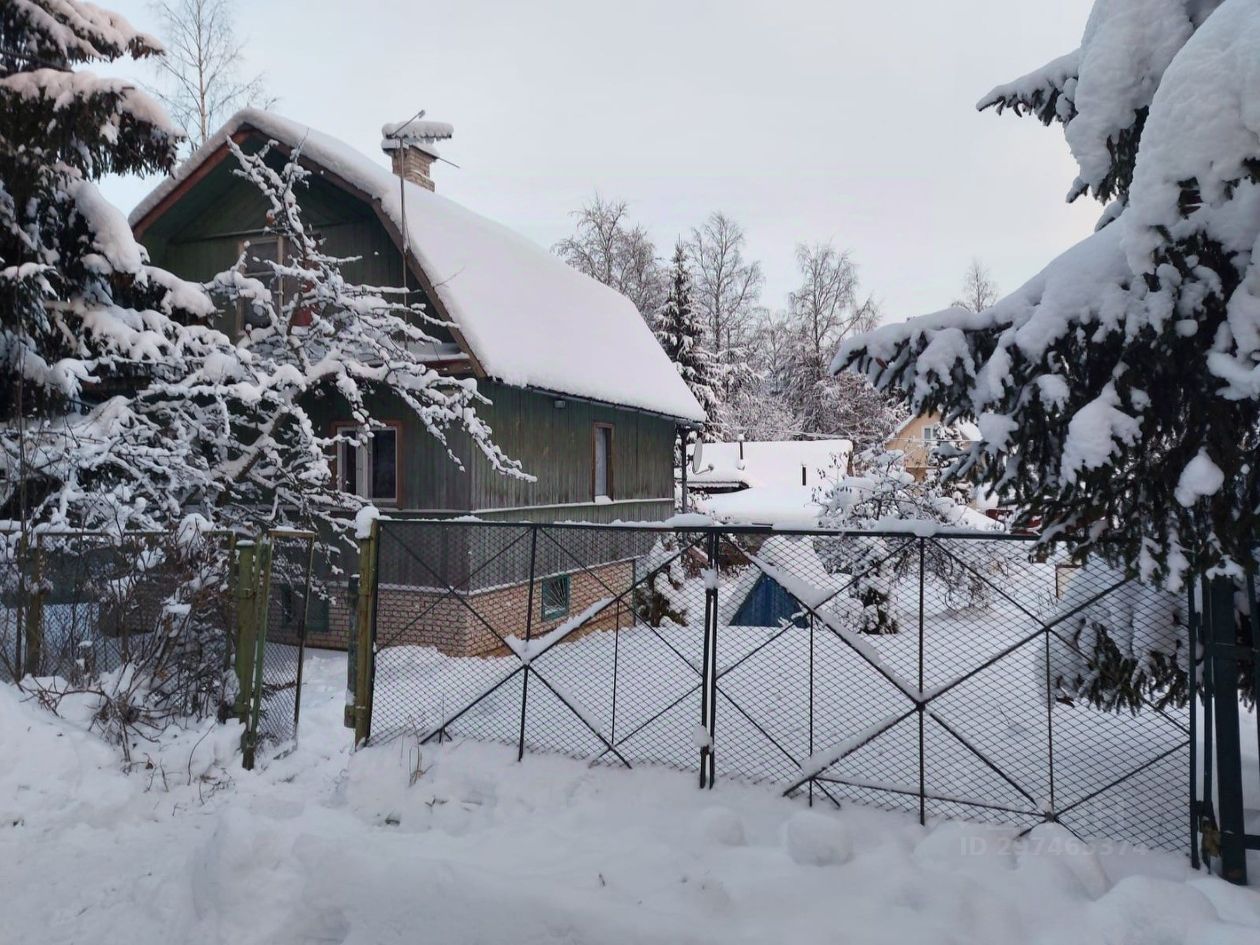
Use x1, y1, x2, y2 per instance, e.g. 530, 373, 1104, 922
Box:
130, 109, 705, 423
686, 439, 852, 489
699, 485, 826, 528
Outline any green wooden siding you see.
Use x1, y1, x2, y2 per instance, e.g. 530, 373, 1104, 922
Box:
466, 382, 675, 513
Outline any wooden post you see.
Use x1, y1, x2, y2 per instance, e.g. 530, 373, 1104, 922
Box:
22, 534, 43, 677
1206, 575, 1247, 884
243, 539, 273, 770
353, 520, 379, 747
234, 541, 257, 726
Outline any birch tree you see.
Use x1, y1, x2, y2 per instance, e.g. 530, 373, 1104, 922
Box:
148, 0, 272, 149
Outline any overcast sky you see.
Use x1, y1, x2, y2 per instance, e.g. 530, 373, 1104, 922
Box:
101, 0, 1098, 322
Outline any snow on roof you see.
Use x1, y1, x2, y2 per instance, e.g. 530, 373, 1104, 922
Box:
380, 118, 453, 158
687, 439, 852, 489
130, 109, 705, 423
699, 485, 826, 528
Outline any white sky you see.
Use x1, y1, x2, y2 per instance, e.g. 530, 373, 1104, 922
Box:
101, 0, 1099, 322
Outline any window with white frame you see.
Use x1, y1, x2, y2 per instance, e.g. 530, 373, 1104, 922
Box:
335, 424, 400, 505
239, 235, 285, 330
593, 423, 613, 500
921, 424, 941, 444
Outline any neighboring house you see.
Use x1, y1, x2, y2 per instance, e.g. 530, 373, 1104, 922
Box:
884, 413, 979, 480
130, 109, 704, 651
685, 439, 852, 528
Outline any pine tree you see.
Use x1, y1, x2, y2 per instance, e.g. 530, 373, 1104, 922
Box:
655, 242, 722, 435
0, 1, 225, 534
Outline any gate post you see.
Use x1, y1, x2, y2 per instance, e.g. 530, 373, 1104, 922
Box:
22, 534, 44, 677
1205, 575, 1247, 884
517, 525, 539, 762
699, 530, 719, 789
243, 539, 274, 770
352, 519, 379, 747
234, 541, 258, 725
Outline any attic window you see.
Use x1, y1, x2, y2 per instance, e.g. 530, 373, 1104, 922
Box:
238, 235, 285, 329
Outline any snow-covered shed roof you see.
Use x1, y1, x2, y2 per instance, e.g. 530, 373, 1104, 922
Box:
130, 109, 705, 423
699, 485, 827, 528
686, 439, 852, 490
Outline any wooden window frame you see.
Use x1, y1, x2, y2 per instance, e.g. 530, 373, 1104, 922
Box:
236, 234, 286, 334
540, 573, 571, 622
592, 422, 615, 501
331, 420, 402, 507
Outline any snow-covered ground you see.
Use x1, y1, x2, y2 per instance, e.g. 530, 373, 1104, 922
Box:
4, 650, 1259, 944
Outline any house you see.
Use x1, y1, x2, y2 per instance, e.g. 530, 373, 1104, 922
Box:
884, 413, 979, 480
130, 109, 704, 650
683, 438, 851, 528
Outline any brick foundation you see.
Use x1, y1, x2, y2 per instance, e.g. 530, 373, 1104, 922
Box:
279, 559, 639, 657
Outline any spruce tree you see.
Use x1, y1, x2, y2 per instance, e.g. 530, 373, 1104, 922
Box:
837, 0, 1258, 588
0, 1, 220, 533
835, 0, 1259, 705
656, 241, 721, 435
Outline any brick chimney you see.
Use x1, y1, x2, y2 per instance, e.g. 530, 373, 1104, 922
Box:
381, 116, 453, 192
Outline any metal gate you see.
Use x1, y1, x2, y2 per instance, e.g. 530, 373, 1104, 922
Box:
355, 519, 1194, 854
237, 529, 316, 768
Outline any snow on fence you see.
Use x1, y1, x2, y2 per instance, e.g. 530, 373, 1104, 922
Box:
364, 520, 1193, 853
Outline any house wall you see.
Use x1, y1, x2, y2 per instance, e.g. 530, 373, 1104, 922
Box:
885, 412, 940, 478
468, 382, 676, 513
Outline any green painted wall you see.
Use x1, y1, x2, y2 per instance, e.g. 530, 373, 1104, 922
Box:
466, 382, 675, 515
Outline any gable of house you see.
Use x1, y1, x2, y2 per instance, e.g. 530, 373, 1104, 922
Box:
130, 113, 690, 522
131, 109, 704, 424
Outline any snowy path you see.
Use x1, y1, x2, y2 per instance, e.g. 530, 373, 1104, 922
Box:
3, 651, 1259, 945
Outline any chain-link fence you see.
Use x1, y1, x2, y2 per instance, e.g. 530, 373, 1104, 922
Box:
361, 519, 1192, 853
0, 529, 236, 718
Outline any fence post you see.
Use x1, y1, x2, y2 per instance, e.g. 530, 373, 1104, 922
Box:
808, 611, 815, 808
22, 534, 43, 677
292, 535, 316, 733
243, 539, 274, 771
917, 537, 926, 827
704, 530, 720, 789
234, 541, 258, 725
1188, 584, 1199, 870
352, 520, 379, 747
517, 525, 539, 762
1205, 574, 1247, 884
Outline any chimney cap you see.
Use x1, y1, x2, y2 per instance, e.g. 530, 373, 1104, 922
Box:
381, 118, 454, 158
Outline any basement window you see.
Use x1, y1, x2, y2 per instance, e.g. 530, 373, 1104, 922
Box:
334, 423, 400, 505
540, 574, 571, 622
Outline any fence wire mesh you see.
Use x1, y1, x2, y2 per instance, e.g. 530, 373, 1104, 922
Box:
251, 532, 316, 746
365, 520, 1192, 853
1, 530, 236, 720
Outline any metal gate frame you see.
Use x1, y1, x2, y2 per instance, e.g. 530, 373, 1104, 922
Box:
236, 529, 316, 769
